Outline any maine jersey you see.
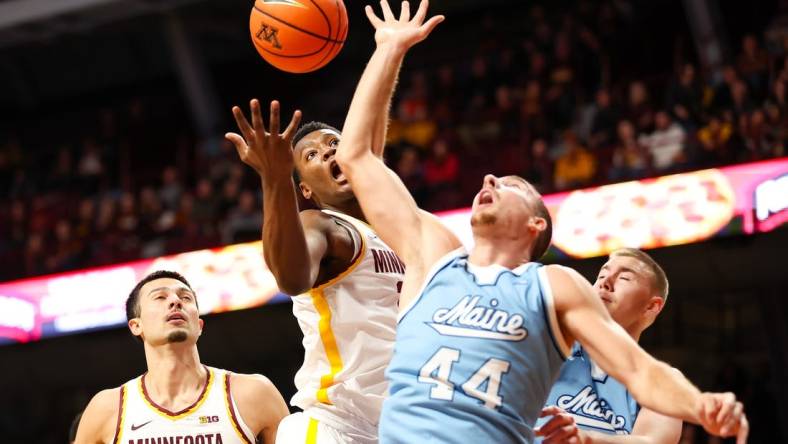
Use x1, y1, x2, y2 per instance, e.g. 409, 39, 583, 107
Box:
538, 344, 640, 436
113, 366, 256, 444
380, 250, 571, 444
290, 209, 402, 434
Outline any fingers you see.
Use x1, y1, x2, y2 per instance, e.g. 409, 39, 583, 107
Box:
543, 424, 580, 444
269, 100, 280, 136
225, 132, 248, 161
399, 1, 410, 22
536, 412, 575, 437
412, 0, 429, 24
365, 5, 383, 27
379, 0, 395, 21
736, 415, 749, 444
715, 392, 736, 425
231, 106, 253, 140
250, 99, 266, 133
283, 110, 303, 141
540, 405, 563, 418
418, 14, 444, 39
721, 401, 744, 436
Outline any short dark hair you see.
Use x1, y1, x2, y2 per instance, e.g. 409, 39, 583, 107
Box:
69, 411, 83, 443
293, 121, 340, 148
531, 197, 553, 261
126, 270, 195, 322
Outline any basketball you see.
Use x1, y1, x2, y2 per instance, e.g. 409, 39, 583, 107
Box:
249, 0, 348, 73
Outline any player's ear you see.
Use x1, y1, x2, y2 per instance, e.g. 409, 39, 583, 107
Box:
128, 318, 142, 338
299, 182, 312, 200
528, 215, 547, 233
644, 296, 665, 318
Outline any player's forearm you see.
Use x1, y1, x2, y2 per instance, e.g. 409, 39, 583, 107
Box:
339, 43, 406, 162
626, 360, 701, 425
260, 176, 312, 294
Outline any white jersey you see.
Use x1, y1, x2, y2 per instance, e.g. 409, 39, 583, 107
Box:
291, 209, 402, 434
112, 366, 256, 444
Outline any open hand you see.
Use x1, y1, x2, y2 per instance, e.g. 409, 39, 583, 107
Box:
366, 0, 444, 51
226, 99, 302, 183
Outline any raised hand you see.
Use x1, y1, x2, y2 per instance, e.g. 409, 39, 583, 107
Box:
535, 406, 585, 444
226, 99, 302, 184
365, 0, 444, 50
697, 392, 749, 444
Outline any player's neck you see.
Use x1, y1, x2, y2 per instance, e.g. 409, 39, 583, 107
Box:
323, 200, 367, 223
143, 344, 205, 402
468, 237, 532, 269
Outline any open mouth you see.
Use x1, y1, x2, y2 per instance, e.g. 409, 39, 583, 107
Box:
167, 312, 186, 323
330, 161, 346, 183
478, 190, 494, 206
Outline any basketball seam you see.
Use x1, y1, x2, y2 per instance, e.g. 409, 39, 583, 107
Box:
253, 5, 345, 44
306, 0, 341, 71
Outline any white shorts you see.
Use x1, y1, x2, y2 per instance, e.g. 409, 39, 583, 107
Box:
275, 411, 377, 444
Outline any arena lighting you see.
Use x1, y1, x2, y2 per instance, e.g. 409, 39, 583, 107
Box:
0, 158, 786, 345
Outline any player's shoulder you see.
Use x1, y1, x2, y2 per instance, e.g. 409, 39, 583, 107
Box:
87, 387, 122, 414
227, 372, 280, 401
543, 264, 595, 307
77, 386, 123, 441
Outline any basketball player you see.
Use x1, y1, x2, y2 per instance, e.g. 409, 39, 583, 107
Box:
534, 249, 687, 443
333, 2, 747, 442
74, 270, 288, 444
223, 3, 442, 443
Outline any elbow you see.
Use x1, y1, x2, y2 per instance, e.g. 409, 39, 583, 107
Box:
276, 279, 311, 296
271, 270, 312, 296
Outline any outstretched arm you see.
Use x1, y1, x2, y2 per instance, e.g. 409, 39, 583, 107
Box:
547, 265, 748, 443
227, 100, 325, 295
336, 0, 456, 278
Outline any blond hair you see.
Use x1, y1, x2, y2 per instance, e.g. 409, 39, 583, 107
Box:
610, 248, 669, 300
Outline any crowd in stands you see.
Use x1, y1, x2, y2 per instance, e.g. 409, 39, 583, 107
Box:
1, 1, 786, 282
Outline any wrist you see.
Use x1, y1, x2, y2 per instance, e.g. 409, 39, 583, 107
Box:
375, 40, 409, 58
260, 173, 295, 189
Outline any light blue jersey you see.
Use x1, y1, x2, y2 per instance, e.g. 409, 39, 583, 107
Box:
379, 249, 570, 444
537, 344, 640, 437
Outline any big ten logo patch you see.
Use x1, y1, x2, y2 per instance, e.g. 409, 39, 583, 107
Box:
199, 415, 220, 424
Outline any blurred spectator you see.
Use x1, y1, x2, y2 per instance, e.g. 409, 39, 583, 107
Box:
639, 110, 687, 172
666, 64, 703, 128
524, 138, 553, 193
397, 147, 427, 205
159, 166, 183, 211
48, 146, 74, 192
47, 220, 81, 273
192, 179, 218, 236
77, 138, 105, 194
24, 234, 47, 277
712, 66, 740, 112
589, 88, 620, 149
740, 109, 775, 160
424, 139, 461, 210
609, 120, 649, 181
696, 115, 734, 166
222, 190, 262, 244
627, 81, 654, 131
736, 34, 770, 100
554, 131, 596, 190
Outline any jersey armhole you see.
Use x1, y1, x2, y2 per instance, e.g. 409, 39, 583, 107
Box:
537, 266, 572, 360
224, 372, 256, 444
312, 215, 366, 291
111, 385, 126, 444
397, 247, 465, 323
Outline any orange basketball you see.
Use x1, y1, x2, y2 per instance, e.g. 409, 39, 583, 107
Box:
249, 0, 348, 74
